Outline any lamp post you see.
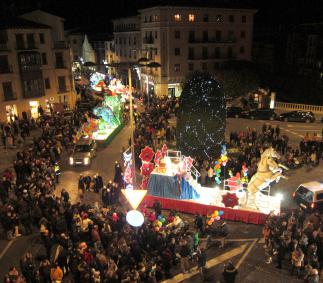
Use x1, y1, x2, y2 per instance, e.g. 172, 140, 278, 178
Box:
108, 60, 161, 188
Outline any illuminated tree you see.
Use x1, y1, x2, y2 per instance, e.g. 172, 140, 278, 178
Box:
176, 72, 226, 159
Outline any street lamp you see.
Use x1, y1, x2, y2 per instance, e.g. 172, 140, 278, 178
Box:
108, 59, 161, 188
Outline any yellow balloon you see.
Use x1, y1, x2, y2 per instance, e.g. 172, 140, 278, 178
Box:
213, 211, 218, 217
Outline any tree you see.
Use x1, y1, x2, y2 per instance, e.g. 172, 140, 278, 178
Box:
176, 72, 226, 159
216, 61, 260, 99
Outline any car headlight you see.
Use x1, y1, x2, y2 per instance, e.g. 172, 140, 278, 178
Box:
84, 157, 90, 165
69, 157, 74, 165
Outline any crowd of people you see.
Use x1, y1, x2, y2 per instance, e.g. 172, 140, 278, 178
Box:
263, 209, 322, 282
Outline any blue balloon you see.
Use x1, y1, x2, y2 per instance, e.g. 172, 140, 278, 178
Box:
219, 211, 224, 216
215, 177, 221, 184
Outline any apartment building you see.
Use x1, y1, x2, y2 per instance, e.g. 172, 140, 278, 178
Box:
113, 6, 256, 97
0, 12, 75, 121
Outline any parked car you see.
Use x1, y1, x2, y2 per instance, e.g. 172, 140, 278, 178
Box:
293, 181, 323, 211
245, 108, 277, 120
69, 138, 97, 166
226, 106, 243, 118
279, 111, 315, 123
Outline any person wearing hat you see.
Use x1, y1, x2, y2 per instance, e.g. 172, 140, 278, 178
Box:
223, 261, 238, 283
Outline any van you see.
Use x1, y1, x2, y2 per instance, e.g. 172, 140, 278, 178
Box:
293, 182, 323, 211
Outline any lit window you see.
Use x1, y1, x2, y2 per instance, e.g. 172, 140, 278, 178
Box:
154, 15, 158, 22
216, 15, 222, 22
188, 14, 195, 22
174, 14, 181, 21
174, 64, 180, 72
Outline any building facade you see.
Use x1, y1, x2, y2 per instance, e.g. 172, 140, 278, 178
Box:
0, 16, 76, 122
113, 6, 256, 97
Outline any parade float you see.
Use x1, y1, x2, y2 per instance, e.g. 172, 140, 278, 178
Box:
140, 144, 287, 225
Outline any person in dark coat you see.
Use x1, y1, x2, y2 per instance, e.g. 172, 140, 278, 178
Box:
223, 261, 238, 283
114, 161, 123, 185
152, 200, 162, 216
93, 174, 103, 193
78, 174, 85, 196
60, 189, 69, 203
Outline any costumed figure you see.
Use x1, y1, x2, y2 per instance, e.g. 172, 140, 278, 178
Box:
246, 147, 288, 209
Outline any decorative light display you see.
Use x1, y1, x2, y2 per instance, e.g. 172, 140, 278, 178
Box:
176, 72, 226, 159
222, 192, 239, 208
207, 209, 224, 225
126, 210, 145, 227
123, 148, 133, 189
121, 189, 147, 210
213, 144, 228, 184
90, 72, 106, 91
139, 146, 155, 189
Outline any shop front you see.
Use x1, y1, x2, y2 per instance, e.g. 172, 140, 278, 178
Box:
29, 101, 39, 119
5, 104, 18, 122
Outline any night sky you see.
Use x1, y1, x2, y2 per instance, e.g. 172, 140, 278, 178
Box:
1, 0, 323, 34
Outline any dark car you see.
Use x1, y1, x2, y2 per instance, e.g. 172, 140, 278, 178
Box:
293, 182, 323, 212
226, 106, 243, 118
279, 111, 315, 123
246, 108, 277, 120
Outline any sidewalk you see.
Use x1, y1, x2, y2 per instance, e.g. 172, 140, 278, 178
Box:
0, 129, 42, 174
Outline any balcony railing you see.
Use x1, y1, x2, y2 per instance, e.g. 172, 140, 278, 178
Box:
188, 55, 233, 60
15, 42, 38, 50
57, 88, 69, 94
0, 43, 9, 51
23, 90, 45, 99
0, 65, 13, 74
143, 37, 154, 44
188, 37, 236, 44
20, 65, 41, 72
53, 41, 69, 49
55, 61, 66, 69
4, 92, 17, 101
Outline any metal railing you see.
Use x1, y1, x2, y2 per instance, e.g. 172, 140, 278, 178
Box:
53, 41, 69, 49
0, 43, 9, 51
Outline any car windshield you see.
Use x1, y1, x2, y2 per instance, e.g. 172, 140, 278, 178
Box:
296, 186, 314, 202
74, 144, 91, 152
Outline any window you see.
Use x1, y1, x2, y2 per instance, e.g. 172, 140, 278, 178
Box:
188, 63, 194, 71
123, 38, 126, 44
188, 14, 195, 22
55, 52, 64, 68
175, 48, 180, 56
155, 31, 158, 39
202, 62, 207, 70
174, 64, 180, 72
216, 31, 222, 41
203, 31, 208, 42
73, 39, 77, 44
227, 47, 233, 58
228, 31, 234, 41
73, 55, 78, 61
317, 193, 323, 200
58, 76, 67, 92
44, 78, 50, 89
216, 15, 222, 22
149, 15, 152, 22
0, 55, 10, 73
215, 47, 220, 58
214, 62, 219, 69
134, 37, 137, 45
240, 31, 246, 39
26, 33, 35, 48
202, 47, 208, 59
155, 48, 158, 55
174, 14, 181, 21
229, 15, 234, 22
144, 16, 147, 23
175, 30, 180, 39
188, 47, 194, 59
189, 30, 195, 42
2, 81, 14, 101
39, 33, 45, 44
239, 46, 245, 54
41, 53, 47, 65
203, 14, 209, 22
119, 37, 122, 44
15, 34, 24, 49
242, 15, 247, 23
153, 15, 158, 22
129, 37, 131, 45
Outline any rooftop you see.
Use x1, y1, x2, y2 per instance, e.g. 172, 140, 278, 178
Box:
0, 17, 50, 30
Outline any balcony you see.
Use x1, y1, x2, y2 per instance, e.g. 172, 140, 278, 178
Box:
143, 37, 154, 44
53, 41, 69, 49
188, 37, 236, 44
0, 65, 13, 74
20, 65, 41, 72
23, 90, 45, 99
4, 92, 17, 101
0, 43, 9, 51
187, 55, 233, 60
15, 42, 38, 50
57, 88, 69, 94
55, 61, 66, 69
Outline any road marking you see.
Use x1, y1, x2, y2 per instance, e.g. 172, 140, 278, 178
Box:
0, 239, 15, 260
161, 244, 248, 283
236, 238, 258, 268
